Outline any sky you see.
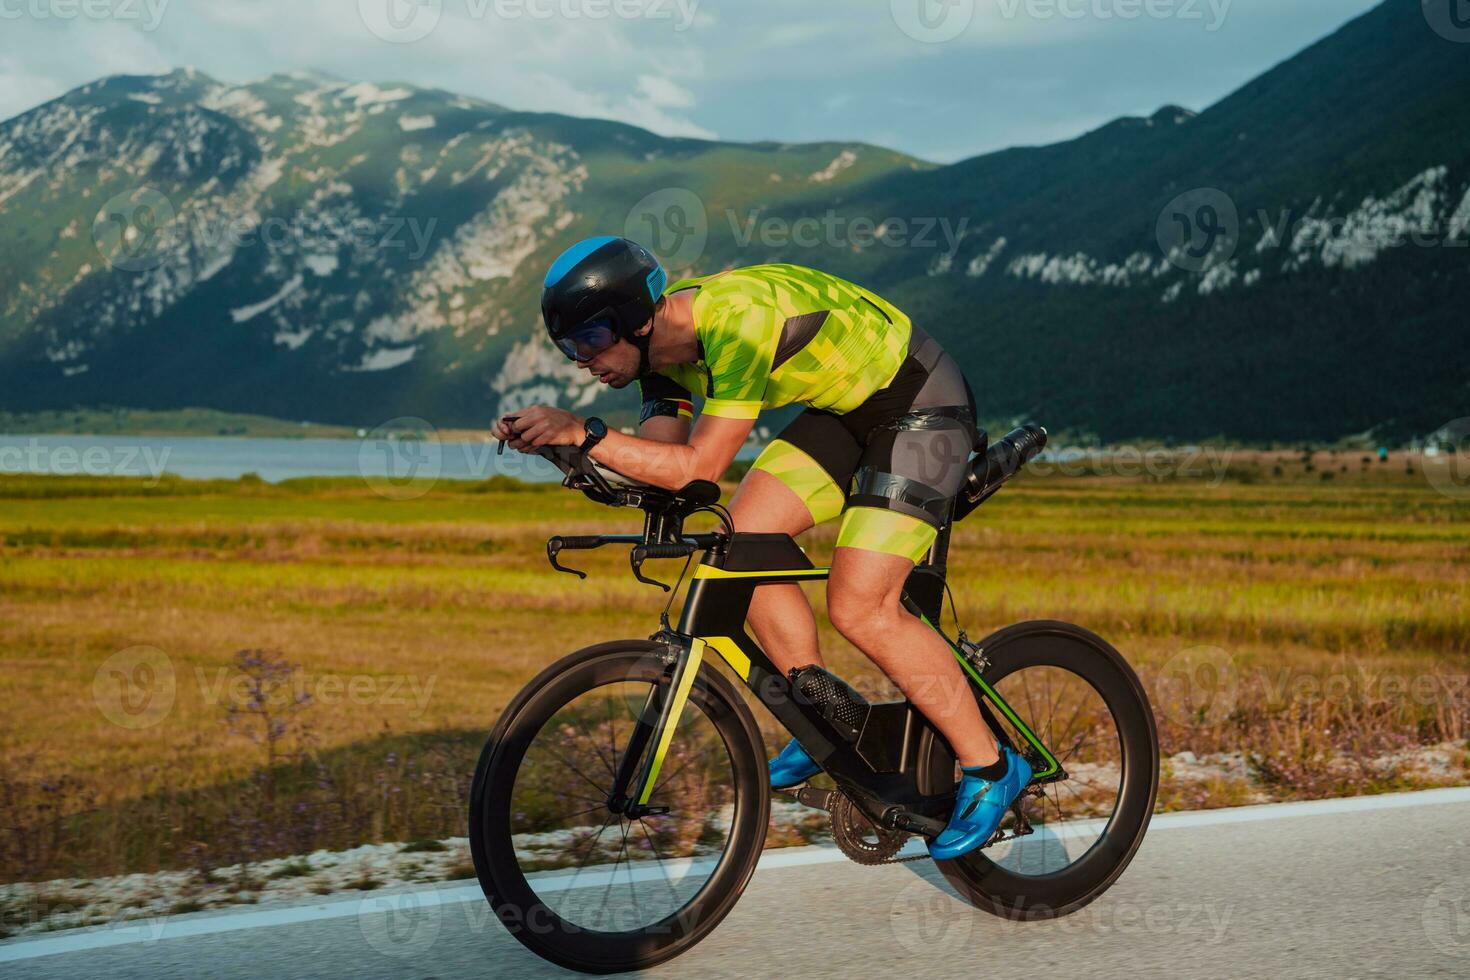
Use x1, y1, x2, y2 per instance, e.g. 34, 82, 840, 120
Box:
0, 0, 1383, 163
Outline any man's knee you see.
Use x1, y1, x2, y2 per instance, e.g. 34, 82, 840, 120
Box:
827, 584, 901, 640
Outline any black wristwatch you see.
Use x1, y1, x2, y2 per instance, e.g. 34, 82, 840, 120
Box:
579, 416, 608, 454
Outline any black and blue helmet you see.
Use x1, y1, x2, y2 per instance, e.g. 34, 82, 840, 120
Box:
541, 236, 667, 362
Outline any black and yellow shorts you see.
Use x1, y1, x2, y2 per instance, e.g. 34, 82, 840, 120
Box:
749, 326, 982, 563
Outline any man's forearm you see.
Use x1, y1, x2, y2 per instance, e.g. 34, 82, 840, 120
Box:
588, 429, 711, 489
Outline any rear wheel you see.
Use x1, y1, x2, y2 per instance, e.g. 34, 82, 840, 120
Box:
918, 620, 1159, 919
469, 641, 769, 974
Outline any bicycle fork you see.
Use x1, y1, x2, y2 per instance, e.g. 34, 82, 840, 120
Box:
606, 637, 707, 816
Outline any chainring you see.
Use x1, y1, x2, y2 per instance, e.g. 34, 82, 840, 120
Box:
829, 794, 909, 865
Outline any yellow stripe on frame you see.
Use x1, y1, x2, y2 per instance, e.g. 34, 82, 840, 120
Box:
692, 565, 830, 580
702, 635, 751, 680
637, 637, 706, 805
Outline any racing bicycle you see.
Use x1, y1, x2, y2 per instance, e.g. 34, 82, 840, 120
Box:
469, 425, 1160, 974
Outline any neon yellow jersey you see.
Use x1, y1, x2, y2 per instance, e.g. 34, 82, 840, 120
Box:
639, 264, 913, 420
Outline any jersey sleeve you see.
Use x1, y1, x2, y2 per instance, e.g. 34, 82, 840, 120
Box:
696, 284, 781, 420
637, 372, 694, 424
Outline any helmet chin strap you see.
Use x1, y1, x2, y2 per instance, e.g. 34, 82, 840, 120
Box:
629, 324, 653, 380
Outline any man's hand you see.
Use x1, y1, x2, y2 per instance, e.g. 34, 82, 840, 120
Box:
493, 406, 584, 451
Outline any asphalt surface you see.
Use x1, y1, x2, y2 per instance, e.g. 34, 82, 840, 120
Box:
5, 788, 1470, 979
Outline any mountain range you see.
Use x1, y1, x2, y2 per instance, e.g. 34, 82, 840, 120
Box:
0, 0, 1465, 442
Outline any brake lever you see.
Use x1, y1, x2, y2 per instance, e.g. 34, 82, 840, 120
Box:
546, 539, 587, 579
628, 547, 671, 592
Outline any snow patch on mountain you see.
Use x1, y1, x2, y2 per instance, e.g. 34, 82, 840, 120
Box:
341, 83, 413, 107
966, 237, 1008, 278
1285, 166, 1454, 270
1449, 185, 1470, 242
231, 274, 304, 323
810, 150, 857, 183
348, 346, 418, 371
1197, 260, 1239, 295
399, 114, 436, 132
303, 254, 339, 276
1006, 250, 1167, 287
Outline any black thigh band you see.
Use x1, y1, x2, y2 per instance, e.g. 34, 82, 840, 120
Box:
847, 468, 954, 524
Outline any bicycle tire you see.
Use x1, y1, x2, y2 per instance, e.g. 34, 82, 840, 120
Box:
469, 641, 770, 973
917, 620, 1159, 919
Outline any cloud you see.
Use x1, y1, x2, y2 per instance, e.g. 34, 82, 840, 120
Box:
0, 0, 1383, 162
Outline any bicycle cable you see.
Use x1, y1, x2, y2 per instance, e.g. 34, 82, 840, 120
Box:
656, 503, 731, 630
943, 577, 970, 647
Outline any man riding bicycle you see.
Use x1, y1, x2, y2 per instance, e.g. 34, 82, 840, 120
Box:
494, 235, 1029, 858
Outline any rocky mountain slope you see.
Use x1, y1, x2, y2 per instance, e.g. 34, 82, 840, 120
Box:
0, 0, 1464, 441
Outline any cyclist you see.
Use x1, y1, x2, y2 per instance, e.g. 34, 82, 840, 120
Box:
494, 236, 1029, 858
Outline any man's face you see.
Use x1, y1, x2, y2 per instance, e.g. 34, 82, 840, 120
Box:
579, 334, 642, 389
574, 316, 653, 388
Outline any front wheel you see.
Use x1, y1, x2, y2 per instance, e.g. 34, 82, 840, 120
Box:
918, 620, 1159, 919
469, 641, 770, 974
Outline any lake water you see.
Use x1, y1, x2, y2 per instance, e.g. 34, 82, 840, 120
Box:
0, 433, 760, 484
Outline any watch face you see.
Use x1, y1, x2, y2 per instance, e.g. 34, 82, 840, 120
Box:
586, 418, 608, 439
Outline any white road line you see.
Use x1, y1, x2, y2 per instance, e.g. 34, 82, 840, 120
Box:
4, 785, 1468, 964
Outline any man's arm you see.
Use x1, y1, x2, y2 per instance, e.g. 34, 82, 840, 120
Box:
591, 413, 752, 488
494, 406, 750, 489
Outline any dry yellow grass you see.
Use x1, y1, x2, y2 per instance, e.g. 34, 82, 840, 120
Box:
0, 454, 1467, 881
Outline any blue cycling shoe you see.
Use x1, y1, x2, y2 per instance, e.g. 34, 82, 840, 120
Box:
928, 746, 1033, 861
768, 739, 822, 789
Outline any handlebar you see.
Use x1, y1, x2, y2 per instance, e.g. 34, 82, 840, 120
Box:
547, 532, 722, 586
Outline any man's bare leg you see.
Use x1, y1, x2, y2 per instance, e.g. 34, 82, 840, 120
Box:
827, 546, 999, 768
725, 469, 821, 677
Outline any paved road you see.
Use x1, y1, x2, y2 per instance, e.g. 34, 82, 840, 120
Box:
6, 788, 1470, 979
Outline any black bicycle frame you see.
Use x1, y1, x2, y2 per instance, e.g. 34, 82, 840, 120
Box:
619, 524, 1064, 834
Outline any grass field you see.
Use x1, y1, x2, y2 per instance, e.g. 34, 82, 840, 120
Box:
1, 449, 1467, 888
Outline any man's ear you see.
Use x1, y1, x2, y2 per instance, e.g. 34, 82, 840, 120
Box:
633, 303, 661, 338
